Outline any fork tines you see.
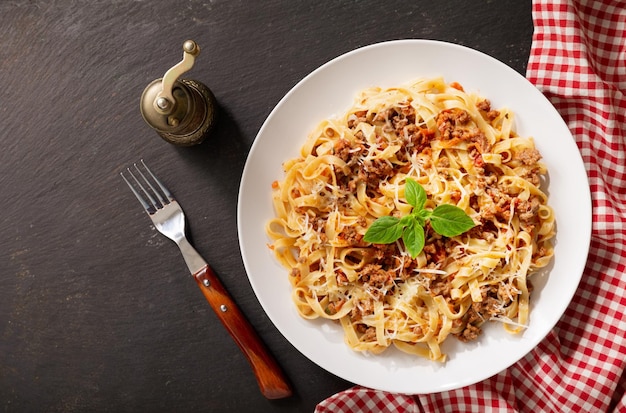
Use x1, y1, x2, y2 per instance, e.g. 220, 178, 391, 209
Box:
120, 160, 175, 214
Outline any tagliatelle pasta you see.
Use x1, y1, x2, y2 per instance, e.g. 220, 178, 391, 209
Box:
265, 77, 555, 362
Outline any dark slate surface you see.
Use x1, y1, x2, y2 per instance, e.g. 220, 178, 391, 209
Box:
0, 1, 533, 412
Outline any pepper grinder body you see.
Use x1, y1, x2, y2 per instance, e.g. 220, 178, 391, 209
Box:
140, 40, 217, 146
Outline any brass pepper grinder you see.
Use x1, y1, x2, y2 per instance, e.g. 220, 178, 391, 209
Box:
140, 40, 217, 146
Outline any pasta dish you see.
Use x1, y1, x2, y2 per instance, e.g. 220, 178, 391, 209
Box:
265, 77, 555, 362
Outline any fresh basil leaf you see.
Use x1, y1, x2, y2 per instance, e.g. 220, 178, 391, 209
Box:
363, 216, 404, 244
399, 215, 414, 227
429, 204, 475, 237
402, 219, 425, 258
417, 208, 431, 220
405, 178, 426, 210
409, 208, 429, 227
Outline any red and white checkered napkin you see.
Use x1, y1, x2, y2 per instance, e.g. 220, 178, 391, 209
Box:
316, 1, 626, 411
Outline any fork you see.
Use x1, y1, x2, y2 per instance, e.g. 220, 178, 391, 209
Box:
121, 160, 292, 399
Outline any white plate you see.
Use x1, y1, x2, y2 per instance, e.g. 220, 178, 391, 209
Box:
237, 40, 591, 394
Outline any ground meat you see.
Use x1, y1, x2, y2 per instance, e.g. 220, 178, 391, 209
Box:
358, 325, 377, 342
338, 225, 365, 246
436, 110, 493, 152
366, 243, 398, 266
482, 187, 514, 223
515, 148, 542, 165
476, 173, 498, 190
358, 159, 394, 191
436, 109, 471, 140
358, 264, 393, 290
350, 299, 374, 321
336, 270, 349, 286
392, 111, 410, 131
455, 109, 470, 124
470, 148, 485, 168
454, 304, 486, 342
497, 282, 518, 303
347, 110, 368, 128
334, 138, 352, 162
423, 239, 447, 265
398, 103, 416, 120
473, 224, 498, 242
486, 110, 500, 121
405, 125, 437, 154
456, 323, 481, 342
454, 284, 510, 343
430, 276, 451, 296
466, 224, 497, 243
476, 99, 491, 112
475, 296, 501, 318
517, 196, 541, 223
470, 131, 491, 153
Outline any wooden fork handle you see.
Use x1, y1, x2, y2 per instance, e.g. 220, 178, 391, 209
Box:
193, 264, 292, 399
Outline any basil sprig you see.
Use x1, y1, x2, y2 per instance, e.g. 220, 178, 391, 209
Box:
363, 178, 475, 257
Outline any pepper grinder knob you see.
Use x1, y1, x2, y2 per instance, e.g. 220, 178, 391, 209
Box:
140, 40, 217, 146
